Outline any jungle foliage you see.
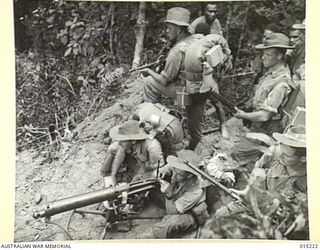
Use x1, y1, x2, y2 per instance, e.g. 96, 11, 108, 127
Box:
15, 0, 305, 149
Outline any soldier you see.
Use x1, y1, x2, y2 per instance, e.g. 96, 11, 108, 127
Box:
281, 63, 305, 130
138, 150, 209, 238
190, 3, 223, 36
231, 33, 294, 166
141, 7, 204, 150
184, 25, 233, 140
286, 20, 305, 75
100, 120, 165, 188
131, 102, 185, 155
214, 125, 307, 218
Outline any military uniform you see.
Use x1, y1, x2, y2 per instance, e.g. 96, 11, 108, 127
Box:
144, 35, 206, 149
145, 165, 207, 238
215, 144, 307, 218
231, 64, 293, 165
100, 139, 164, 178
132, 102, 184, 155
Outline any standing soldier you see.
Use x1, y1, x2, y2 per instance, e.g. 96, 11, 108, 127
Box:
286, 20, 305, 75
140, 7, 203, 150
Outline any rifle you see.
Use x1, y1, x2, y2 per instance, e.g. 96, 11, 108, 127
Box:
129, 55, 165, 73
222, 71, 255, 79
209, 89, 237, 113
183, 160, 244, 204
33, 178, 159, 219
104, 41, 172, 84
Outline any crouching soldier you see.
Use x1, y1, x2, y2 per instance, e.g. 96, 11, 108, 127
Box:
100, 120, 165, 188
139, 150, 209, 239
213, 125, 307, 219
131, 102, 185, 156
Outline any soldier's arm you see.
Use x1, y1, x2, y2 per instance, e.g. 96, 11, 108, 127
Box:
110, 146, 127, 179
140, 68, 168, 86
147, 139, 165, 170
139, 48, 184, 87
234, 107, 273, 122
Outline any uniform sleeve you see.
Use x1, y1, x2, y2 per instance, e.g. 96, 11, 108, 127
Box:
255, 145, 277, 169
160, 48, 184, 83
175, 188, 205, 214
147, 139, 165, 169
259, 82, 292, 114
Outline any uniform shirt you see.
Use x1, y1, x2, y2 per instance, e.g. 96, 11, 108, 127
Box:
160, 35, 199, 85
250, 64, 293, 134
286, 45, 305, 75
107, 139, 164, 172
159, 165, 206, 215
190, 16, 223, 36
255, 145, 307, 196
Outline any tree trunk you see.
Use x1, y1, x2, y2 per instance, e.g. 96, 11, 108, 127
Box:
108, 3, 116, 64
132, 2, 146, 69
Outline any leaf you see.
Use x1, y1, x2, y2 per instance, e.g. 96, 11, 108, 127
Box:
61, 36, 68, 45
73, 48, 79, 55
77, 76, 85, 81
64, 47, 72, 57
91, 57, 100, 67
75, 21, 85, 27
65, 20, 73, 27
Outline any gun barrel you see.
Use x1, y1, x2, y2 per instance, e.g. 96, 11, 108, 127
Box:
32, 186, 122, 219
33, 179, 159, 219
209, 90, 237, 113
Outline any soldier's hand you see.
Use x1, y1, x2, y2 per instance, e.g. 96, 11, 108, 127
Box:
230, 186, 249, 197
234, 107, 246, 119
202, 61, 214, 75
139, 68, 151, 77
159, 179, 171, 195
221, 172, 235, 187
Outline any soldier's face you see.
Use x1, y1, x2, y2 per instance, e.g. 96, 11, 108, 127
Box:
171, 169, 189, 182
289, 30, 304, 48
280, 144, 296, 156
166, 23, 180, 42
119, 140, 133, 150
261, 48, 280, 68
205, 4, 218, 22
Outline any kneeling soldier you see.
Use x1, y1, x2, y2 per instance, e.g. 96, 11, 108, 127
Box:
100, 120, 165, 188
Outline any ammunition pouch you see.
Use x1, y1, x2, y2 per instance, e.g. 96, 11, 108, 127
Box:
190, 202, 210, 225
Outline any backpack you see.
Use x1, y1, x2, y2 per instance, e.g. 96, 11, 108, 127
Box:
132, 103, 184, 148
184, 34, 232, 93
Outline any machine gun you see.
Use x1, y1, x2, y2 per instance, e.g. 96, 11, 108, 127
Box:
33, 178, 159, 219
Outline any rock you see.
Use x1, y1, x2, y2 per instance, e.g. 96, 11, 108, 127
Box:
35, 193, 42, 204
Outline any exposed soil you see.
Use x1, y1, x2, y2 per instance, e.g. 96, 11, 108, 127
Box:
14, 78, 247, 241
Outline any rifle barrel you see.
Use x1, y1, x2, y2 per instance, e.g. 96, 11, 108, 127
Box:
209, 90, 237, 113
183, 161, 243, 203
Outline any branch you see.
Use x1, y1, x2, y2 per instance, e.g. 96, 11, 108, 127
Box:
57, 74, 77, 97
